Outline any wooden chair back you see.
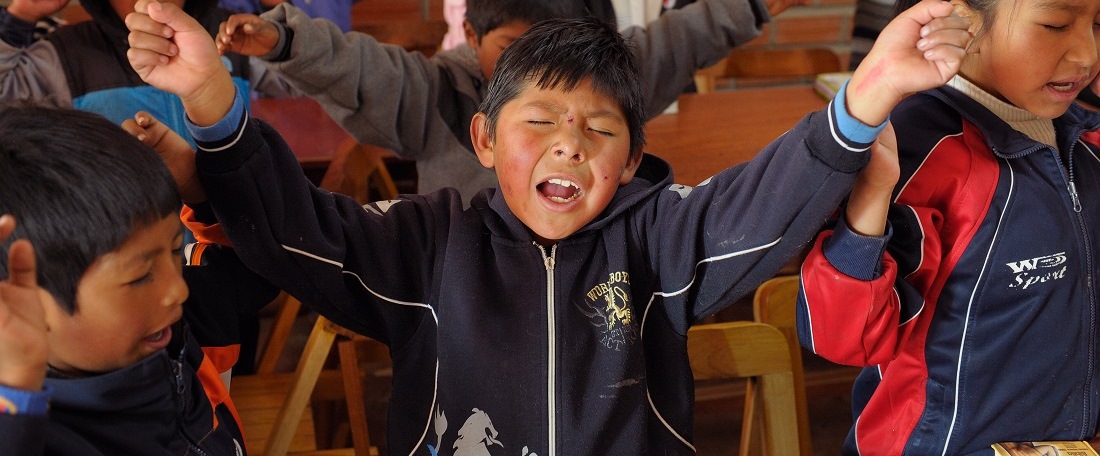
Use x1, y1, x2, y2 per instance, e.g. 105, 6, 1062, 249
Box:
694, 47, 841, 93
752, 275, 813, 456
688, 321, 801, 455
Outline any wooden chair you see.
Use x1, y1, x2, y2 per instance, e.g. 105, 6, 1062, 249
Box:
694, 47, 842, 93
751, 275, 813, 456
688, 321, 801, 455
234, 315, 381, 456
234, 138, 400, 455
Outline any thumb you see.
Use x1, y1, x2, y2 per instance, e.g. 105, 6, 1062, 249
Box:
7, 240, 35, 289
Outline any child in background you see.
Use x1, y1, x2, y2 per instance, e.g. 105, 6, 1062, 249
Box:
795, 0, 1100, 453
0, 0, 299, 147
212, 0, 796, 204
0, 105, 277, 454
125, 0, 969, 452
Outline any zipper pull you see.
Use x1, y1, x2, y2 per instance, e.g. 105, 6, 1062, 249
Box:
1069, 181, 1083, 213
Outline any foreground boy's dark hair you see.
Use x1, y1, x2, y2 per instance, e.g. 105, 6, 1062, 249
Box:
479, 16, 646, 157
0, 105, 180, 313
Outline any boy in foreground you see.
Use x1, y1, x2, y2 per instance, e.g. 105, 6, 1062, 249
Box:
0, 105, 277, 454
125, 1, 970, 453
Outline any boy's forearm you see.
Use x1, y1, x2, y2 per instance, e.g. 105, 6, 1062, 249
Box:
181, 71, 237, 128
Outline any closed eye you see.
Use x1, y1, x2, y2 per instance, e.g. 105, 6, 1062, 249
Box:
1042, 23, 1069, 31
589, 128, 614, 137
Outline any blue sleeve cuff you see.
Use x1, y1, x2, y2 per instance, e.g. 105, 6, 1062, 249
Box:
0, 385, 49, 416
822, 215, 892, 281
187, 88, 246, 144
832, 80, 888, 145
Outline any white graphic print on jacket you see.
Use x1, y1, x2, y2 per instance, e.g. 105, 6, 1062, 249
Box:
427, 408, 538, 456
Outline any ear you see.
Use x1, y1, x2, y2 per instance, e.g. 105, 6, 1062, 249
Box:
950, 0, 983, 46
618, 149, 644, 185
463, 20, 479, 49
470, 112, 495, 169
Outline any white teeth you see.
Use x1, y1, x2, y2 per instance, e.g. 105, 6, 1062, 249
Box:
548, 195, 579, 203
547, 178, 579, 189
1050, 82, 1074, 91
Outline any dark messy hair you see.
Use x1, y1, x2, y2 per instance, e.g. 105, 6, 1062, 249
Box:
465, 0, 616, 40
0, 105, 181, 314
478, 16, 646, 158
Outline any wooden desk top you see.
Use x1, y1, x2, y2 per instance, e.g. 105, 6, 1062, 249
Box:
645, 86, 827, 186
250, 96, 353, 168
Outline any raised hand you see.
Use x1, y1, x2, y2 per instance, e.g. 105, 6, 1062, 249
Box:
125, 0, 235, 126
846, 0, 971, 125
0, 215, 48, 392
215, 13, 280, 57
121, 112, 206, 204
5, 0, 70, 24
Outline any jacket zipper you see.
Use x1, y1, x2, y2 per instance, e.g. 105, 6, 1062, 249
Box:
172, 342, 211, 456
1042, 143, 1096, 435
537, 243, 558, 456
1066, 145, 1097, 435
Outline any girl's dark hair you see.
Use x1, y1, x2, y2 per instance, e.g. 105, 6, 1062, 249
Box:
0, 105, 181, 313
478, 16, 646, 158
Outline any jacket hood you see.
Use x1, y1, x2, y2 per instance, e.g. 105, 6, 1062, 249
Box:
480, 153, 672, 242
79, 0, 217, 34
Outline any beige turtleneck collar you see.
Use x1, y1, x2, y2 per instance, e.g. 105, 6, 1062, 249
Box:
946, 75, 1058, 150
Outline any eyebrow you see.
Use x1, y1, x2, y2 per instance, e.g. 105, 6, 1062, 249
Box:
1032, 0, 1084, 14
523, 101, 624, 121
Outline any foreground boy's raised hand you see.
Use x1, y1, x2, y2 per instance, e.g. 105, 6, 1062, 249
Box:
121, 112, 207, 204
846, 0, 971, 126
125, 0, 235, 126
0, 215, 47, 392
214, 13, 281, 57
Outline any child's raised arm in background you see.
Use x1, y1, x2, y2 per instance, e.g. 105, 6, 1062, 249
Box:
796, 0, 1100, 452
126, 1, 969, 452
203, 0, 791, 203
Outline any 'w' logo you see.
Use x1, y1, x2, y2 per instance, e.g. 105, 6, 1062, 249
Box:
1006, 252, 1066, 273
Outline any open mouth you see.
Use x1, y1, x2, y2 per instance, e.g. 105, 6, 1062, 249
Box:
143, 326, 173, 348
538, 178, 583, 203
1048, 81, 1077, 92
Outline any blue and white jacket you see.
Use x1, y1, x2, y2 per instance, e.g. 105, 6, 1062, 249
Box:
797, 85, 1100, 455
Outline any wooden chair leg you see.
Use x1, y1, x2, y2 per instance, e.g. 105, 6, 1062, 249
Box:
337, 337, 373, 455
264, 316, 338, 456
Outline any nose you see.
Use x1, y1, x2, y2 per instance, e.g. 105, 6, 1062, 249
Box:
552, 127, 586, 163
1066, 24, 1099, 71
163, 265, 189, 309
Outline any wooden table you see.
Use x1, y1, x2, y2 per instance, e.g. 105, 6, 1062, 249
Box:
250, 96, 354, 184
645, 85, 827, 186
